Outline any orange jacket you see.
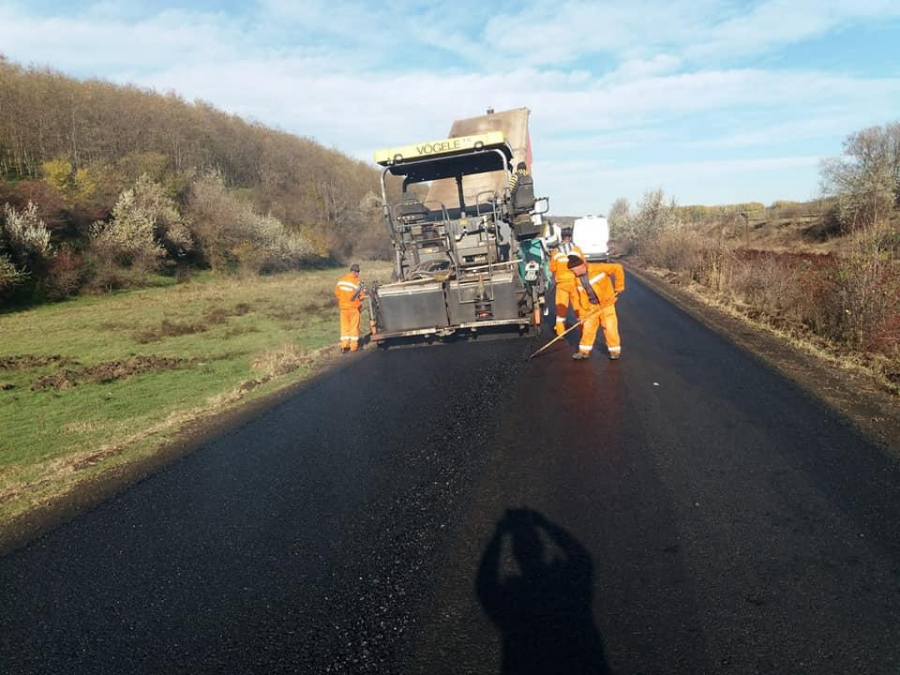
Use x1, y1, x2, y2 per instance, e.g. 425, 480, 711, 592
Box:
574, 262, 625, 311
548, 244, 585, 287
335, 272, 366, 310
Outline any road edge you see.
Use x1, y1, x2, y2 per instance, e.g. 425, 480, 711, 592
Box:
0, 348, 374, 557
628, 264, 900, 454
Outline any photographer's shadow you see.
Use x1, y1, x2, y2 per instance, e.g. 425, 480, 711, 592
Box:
476, 508, 611, 674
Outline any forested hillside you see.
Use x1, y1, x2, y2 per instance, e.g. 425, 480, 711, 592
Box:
0, 57, 391, 304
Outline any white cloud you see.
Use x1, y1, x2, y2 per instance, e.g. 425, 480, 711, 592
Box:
0, 5, 250, 73
542, 156, 824, 212
483, 0, 900, 67
1, 0, 898, 211
686, 0, 900, 61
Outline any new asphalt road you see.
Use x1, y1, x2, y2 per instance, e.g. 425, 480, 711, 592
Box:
2, 277, 899, 674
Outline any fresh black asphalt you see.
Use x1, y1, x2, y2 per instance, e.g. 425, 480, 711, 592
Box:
2, 277, 899, 674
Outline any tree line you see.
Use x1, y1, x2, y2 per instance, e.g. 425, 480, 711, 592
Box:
0, 57, 394, 305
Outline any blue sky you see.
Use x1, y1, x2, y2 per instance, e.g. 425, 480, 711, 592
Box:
1, 0, 899, 214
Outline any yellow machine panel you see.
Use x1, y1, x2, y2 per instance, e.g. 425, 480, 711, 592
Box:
374, 131, 506, 165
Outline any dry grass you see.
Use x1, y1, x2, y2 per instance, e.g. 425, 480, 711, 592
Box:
251, 343, 307, 377
637, 221, 899, 393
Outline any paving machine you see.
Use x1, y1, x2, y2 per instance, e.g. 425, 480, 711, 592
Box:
369, 108, 550, 346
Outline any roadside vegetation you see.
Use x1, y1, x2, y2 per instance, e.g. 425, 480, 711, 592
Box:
0, 57, 395, 308
612, 121, 900, 392
0, 57, 402, 534
0, 262, 392, 525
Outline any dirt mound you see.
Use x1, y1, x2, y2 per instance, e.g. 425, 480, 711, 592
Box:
0, 355, 75, 370
31, 369, 79, 391
134, 319, 208, 344
31, 356, 190, 391
84, 356, 188, 384
205, 303, 253, 325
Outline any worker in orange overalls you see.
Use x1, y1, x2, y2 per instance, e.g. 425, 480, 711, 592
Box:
567, 252, 625, 360
334, 263, 367, 353
548, 227, 586, 336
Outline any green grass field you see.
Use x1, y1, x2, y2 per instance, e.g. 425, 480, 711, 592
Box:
0, 263, 392, 524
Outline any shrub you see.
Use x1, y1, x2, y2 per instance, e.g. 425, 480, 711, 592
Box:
87, 174, 192, 288
643, 227, 706, 279
0, 252, 27, 292
821, 121, 900, 231
828, 225, 900, 354
42, 247, 85, 299
186, 171, 313, 274
3, 202, 53, 258
725, 253, 806, 322
614, 189, 682, 255
607, 197, 631, 245
1, 202, 54, 282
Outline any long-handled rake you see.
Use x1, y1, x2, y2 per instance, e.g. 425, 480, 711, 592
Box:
527, 308, 600, 360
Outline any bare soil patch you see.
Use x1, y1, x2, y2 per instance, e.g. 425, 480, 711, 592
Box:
134, 319, 208, 343
31, 355, 191, 391
0, 355, 77, 370
204, 302, 255, 325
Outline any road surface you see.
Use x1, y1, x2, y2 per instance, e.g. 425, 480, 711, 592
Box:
2, 277, 899, 674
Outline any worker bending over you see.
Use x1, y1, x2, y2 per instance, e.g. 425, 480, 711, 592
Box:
548, 227, 585, 336
334, 263, 367, 353
567, 253, 625, 360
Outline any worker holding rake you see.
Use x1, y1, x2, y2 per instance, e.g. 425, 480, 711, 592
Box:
567, 252, 625, 360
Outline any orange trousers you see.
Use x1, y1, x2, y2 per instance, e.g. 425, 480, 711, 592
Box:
340, 309, 361, 351
579, 305, 621, 356
554, 283, 581, 335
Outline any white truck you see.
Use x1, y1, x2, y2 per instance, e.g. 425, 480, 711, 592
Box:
572, 215, 610, 261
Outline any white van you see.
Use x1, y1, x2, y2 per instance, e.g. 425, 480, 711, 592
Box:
572, 215, 610, 261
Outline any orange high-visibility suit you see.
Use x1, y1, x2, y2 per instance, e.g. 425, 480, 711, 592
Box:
548, 243, 585, 335
574, 262, 625, 357
334, 272, 366, 352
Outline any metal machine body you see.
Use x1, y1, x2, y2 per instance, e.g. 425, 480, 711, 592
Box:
368, 109, 549, 345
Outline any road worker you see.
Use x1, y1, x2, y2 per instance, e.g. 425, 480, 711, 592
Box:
548, 227, 586, 336
567, 252, 625, 360
508, 161, 529, 191
334, 263, 367, 353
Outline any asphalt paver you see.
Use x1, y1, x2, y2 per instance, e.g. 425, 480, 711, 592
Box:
2, 277, 899, 674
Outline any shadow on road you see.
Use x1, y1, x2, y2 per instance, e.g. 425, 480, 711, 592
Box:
476, 508, 611, 674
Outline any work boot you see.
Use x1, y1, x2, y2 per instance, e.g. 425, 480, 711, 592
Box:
609, 353, 620, 360
572, 352, 589, 360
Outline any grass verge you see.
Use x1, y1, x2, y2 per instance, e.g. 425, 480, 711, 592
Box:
0, 263, 392, 531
